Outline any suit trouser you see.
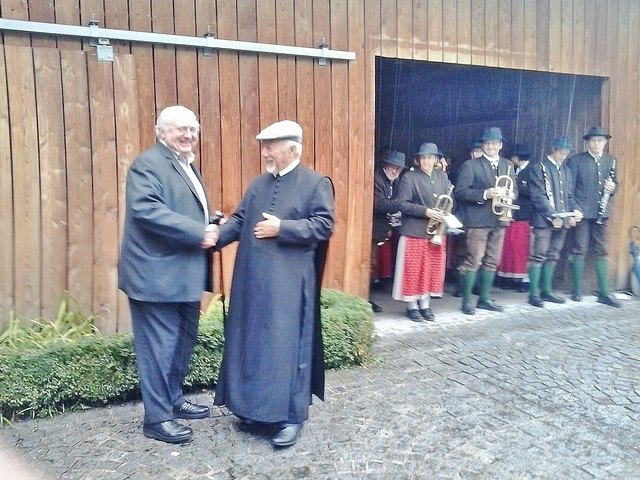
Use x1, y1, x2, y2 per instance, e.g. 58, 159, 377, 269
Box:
129, 299, 200, 424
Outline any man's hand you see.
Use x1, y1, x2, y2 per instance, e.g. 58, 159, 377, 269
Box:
484, 187, 505, 199
604, 178, 616, 193
574, 209, 584, 222
254, 212, 281, 239
551, 217, 564, 229
202, 224, 219, 248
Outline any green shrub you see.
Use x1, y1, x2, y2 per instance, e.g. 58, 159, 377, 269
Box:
0, 289, 374, 423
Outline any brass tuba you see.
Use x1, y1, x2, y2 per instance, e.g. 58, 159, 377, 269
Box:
426, 184, 454, 246
491, 166, 519, 222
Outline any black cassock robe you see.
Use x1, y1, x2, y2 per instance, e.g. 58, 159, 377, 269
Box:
214, 164, 334, 424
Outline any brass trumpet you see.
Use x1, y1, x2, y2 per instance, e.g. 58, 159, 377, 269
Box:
491, 168, 519, 222
426, 185, 454, 245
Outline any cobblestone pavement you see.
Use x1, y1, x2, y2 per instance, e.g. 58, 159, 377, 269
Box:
1, 292, 639, 479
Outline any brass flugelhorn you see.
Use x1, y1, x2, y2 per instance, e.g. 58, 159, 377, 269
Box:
491, 165, 519, 222
426, 184, 454, 246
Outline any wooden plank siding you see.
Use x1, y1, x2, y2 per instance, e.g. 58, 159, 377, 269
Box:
1, 0, 639, 330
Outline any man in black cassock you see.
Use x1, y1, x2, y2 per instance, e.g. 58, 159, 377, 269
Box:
213, 120, 335, 448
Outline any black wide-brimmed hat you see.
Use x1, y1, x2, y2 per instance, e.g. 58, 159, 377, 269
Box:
583, 126, 611, 140
551, 136, 573, 150
480, 127, 505, 142
383, 150, 406, 168
512, 144, 531, 159
466, 138, 483, 151
414, 142, 444, 157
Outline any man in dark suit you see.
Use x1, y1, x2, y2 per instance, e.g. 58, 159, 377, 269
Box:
527, 136, 583, 308
118, 105, 218, 443
565, 126, 621, 307
369, 150, 405, 312
454, 127, 518, 315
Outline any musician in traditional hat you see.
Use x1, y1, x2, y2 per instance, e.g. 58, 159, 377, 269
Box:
527, 136, 583, 307
497, 144, 534, 291
370, 150, 405, 312
454, 127, 518, 315
565, 126, 621, 307
392, 142, 450, 322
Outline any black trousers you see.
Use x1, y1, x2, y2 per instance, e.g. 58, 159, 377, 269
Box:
570, 218, 609, 259
529, 227, 568, 266
129, 299, 200, 424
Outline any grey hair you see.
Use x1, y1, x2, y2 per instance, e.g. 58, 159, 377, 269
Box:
287, 140, 303, 159
155, 105, 199, 138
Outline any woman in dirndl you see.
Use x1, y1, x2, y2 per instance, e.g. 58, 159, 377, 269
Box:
392, 142, 450, 322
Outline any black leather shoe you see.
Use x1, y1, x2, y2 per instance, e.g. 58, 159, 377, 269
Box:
143, 420, 193, 444
540, 292, 566, 304
406, 309, 423, 322
173, 401, 210, 420
369, 300, 383, 313
477, 299, 504, 312
528, 295, 544, 308
272, 423, 303, 447
570, 291, 582, 302
461, 301, 475, 315
597, 294, 622, 308
419, 308, 435, 321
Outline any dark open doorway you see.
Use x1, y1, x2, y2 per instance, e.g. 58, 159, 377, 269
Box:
375, 57, 604, 168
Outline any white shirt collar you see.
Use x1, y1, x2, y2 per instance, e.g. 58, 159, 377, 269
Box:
160, 140, 195, 165
547, 155, 560, 168
274, 159, 300, 177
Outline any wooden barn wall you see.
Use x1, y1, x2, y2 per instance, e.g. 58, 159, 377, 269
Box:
0, 0, 638, 330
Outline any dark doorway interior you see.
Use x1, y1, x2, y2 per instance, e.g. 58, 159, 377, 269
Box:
375, 57, 604, 168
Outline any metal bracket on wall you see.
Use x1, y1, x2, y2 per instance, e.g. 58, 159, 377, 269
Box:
88, 18, 113, 62
0, 18, 356, 65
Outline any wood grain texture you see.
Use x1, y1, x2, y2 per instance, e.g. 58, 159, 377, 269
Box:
0, 0, 639, 326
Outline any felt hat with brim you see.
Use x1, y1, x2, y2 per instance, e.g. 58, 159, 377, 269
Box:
583, 126, 611, 140
480, 127, 505, 142
384, 150, 406, 168
414, 142, 443, 157
256, 120, 303, 142
466, 138, 483, 151
512, 144, 531, 159
551, 136, 573, 150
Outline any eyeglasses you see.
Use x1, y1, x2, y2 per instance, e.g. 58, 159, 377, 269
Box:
171, 125, 200, 134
